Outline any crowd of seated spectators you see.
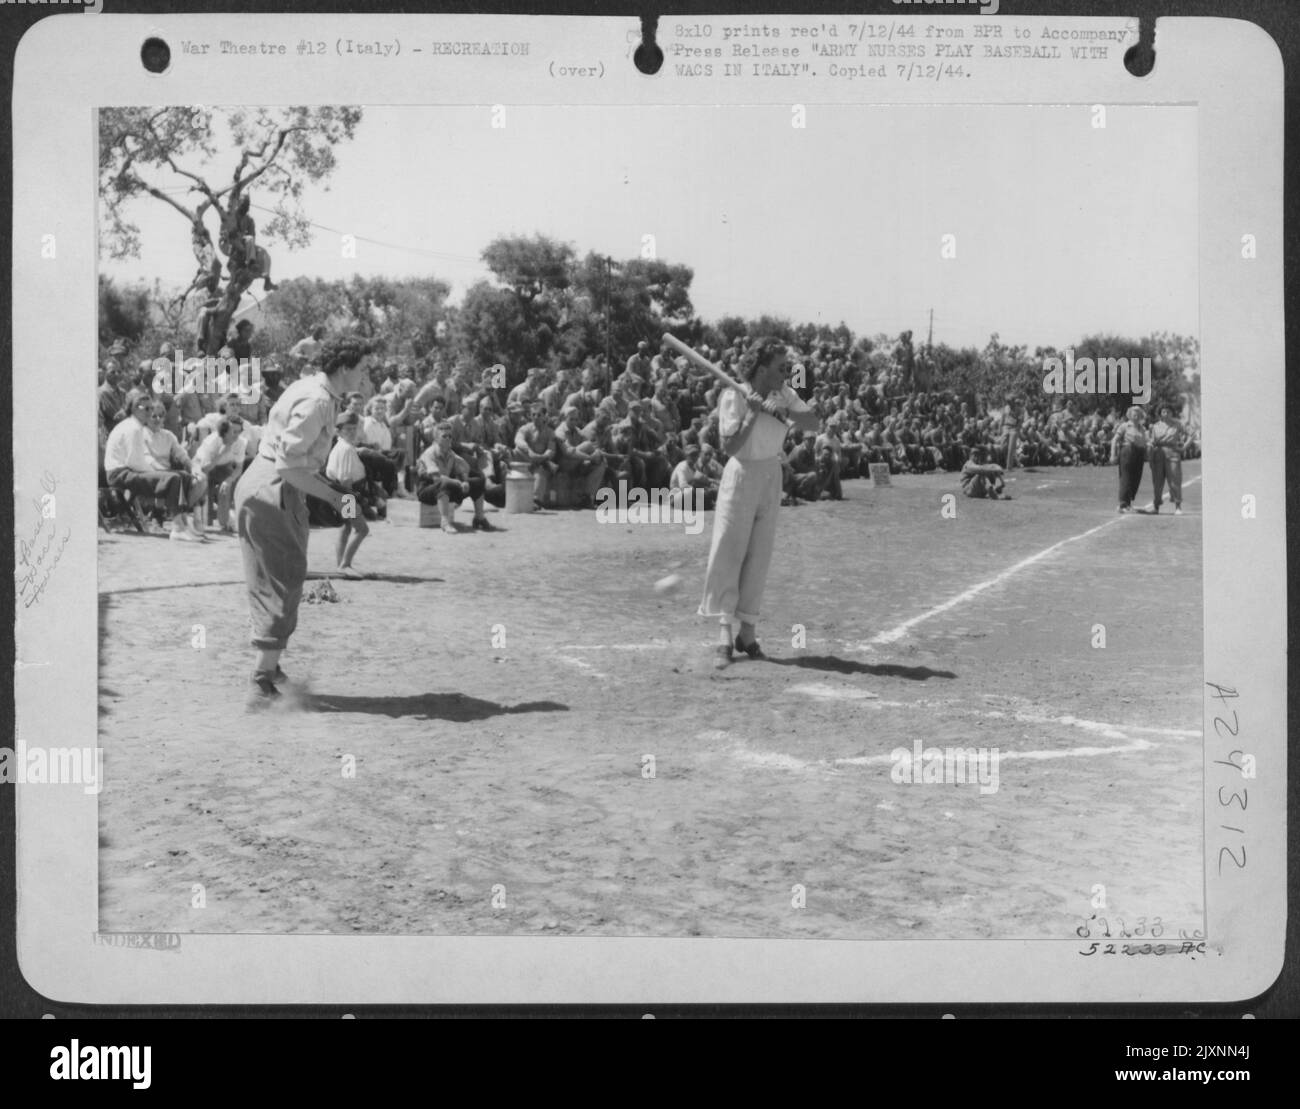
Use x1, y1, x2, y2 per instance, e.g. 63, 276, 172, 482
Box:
98, 326, 1201, 533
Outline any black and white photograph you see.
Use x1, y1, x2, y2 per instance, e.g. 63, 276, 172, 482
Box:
92, 95, 1207, 940
7, 11, 1285, 1007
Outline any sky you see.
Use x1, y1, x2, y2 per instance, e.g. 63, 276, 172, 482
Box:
102, 103, 1198, 351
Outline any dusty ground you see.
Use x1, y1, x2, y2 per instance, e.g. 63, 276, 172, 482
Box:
98, 460, 1204, 939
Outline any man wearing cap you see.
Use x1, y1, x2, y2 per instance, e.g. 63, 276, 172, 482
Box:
513, 401, 560, 509
670, 444, 718, 511
411, 364, 450, 416
507, 367, 544, 411
960, 445, 1007, 500
538, 367, 572, 416
613, 400, 669, 491
784, 429, 824, 505
560, 366, 601, 427
814, 415, 846, 500
1145, 404, 1188, 515
98, 360, 128, 432
625, 340, 652, 383
650, 342, 676, 381
580, 405, 626, 487
554, 406, 606, 509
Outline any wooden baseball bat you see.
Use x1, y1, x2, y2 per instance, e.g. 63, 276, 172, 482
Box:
662, 333, 745, 393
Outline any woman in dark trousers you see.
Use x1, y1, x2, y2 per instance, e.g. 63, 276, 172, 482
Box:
1110, 405, 1149, 513
233, 337, 367, 705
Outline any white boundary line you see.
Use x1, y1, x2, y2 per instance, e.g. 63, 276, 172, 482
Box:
862, 516, 1127, 647
859, 468, 1203, 649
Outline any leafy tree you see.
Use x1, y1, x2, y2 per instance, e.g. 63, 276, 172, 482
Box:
481, 235, 574, 301
97, 275, 152, 349
98, 106, 362, 355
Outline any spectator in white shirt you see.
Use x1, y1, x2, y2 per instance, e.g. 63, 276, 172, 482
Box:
192, 416, 248, 531
669, 444, 717, 510
290, 327, 325, 368
325, 412, 370, 578
103, 395, 203, 541
356, 395, 405, 496
142, 400, 207, 533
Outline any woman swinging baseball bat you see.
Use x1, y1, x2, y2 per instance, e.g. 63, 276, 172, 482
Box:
233, 335, 369, 705
690, 336, 820, 669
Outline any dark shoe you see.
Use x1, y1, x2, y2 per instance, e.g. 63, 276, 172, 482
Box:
472, 515, 496, 531
713, 645, 734, 670
271, 665, 288, 685
249, 670, 282, 707
734, 635, 766, 660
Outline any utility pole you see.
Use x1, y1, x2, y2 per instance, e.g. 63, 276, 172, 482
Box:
603, 256, 615, 393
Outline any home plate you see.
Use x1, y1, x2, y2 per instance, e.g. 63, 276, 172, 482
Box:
789, 682, 879, 701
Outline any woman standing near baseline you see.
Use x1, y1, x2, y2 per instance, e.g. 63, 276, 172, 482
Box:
234, 336, 368, 705
1110, 404, 1149, 514
699, 337, 820, 669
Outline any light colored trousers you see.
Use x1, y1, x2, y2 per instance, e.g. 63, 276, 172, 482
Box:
1149, 448, 1183, 507
234, 456, 310, 650
698, 456, 783, 627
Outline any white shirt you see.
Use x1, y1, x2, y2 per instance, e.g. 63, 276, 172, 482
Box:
326, 438, 367, 485
242, 423, 264, 459
104, 417, 151, 473
290, 336, 322, 362
192, 430, 247, 475
195, 411, 225, 437
669, 459, 697, 491
718, 385, 810, 461
143, 426, 186, 471
361, 416, 392, 450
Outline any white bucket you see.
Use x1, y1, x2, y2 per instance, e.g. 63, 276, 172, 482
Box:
504, 470, 534, 514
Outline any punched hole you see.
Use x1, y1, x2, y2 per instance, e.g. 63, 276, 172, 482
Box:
1123, 19, 1155, 77
141, 37, 171, 74
634, 16, 662, 74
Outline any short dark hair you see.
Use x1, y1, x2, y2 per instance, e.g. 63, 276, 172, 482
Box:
735, 337, 787, 384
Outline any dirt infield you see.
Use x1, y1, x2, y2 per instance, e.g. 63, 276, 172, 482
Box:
98, 461, 1204, 939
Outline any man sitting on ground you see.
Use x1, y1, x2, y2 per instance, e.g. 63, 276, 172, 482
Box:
669, 444, 717, 510
960, 445, 1009, 500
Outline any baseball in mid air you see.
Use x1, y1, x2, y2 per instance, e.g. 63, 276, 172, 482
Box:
653, 573, 684, 595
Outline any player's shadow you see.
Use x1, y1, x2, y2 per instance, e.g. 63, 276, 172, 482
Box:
769, 655, 956, 681
306, 692, 569, 721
